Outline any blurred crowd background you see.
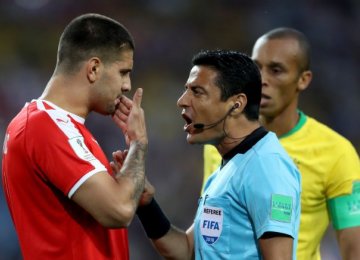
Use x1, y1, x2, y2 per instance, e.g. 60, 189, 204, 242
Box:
0, 0, 359, 259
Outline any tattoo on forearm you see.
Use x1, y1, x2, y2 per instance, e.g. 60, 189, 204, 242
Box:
117, 141, 147, 202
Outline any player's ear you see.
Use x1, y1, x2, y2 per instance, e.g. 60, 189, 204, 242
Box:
297, 70, 312, 91
87, 57, 101, 83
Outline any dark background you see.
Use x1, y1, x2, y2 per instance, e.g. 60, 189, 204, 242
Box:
1, 0, 359, 259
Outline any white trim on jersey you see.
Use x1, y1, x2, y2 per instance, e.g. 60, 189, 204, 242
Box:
35, 99, 107, 197
68, 170, 105, 198
36, 99, 85, 124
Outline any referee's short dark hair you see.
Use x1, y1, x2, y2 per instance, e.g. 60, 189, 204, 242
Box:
192, 49, 261, 120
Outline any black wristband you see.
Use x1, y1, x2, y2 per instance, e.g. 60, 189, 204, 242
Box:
136, 198, 171, 239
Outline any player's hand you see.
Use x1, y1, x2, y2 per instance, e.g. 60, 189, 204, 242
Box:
110, 149, 128, 174
112, 88, 148, 147
138, 177, 155, 207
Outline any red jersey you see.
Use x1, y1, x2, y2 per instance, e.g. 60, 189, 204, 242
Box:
2, 100, 129, 260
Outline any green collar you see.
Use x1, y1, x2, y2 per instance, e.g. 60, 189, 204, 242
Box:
279, 110, 307, 139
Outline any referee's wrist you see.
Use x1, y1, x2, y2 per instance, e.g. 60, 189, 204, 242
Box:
136, 198, 171, 239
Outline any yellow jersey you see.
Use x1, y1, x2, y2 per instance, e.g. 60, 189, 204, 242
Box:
203, 112, 360, 260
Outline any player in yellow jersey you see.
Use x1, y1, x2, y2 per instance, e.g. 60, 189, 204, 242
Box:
203, 28, 360, 260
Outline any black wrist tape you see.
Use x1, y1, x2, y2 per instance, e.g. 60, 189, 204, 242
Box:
136, 198, 171, 239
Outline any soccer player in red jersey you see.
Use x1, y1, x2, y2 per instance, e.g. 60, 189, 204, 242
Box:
2, 13, 147, 260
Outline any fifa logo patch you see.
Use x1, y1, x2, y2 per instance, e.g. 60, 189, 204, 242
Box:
200, 206, 223, 245
271, 194, 293, 222
69, 136, 96, 161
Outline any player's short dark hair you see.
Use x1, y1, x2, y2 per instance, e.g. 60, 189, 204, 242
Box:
57, 13, 134, 73
261, 27, 311, 72
192, 49, 261, 120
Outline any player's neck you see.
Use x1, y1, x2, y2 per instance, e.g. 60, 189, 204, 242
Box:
260, 108, 299, 137
39, 75, 90, 119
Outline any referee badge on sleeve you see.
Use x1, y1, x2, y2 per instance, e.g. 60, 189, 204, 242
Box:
200, 206, 223, 244
271, 194, 293, 222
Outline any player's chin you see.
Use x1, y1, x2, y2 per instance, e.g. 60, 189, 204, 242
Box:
96, 108, 114, 117
259, 106, 272, 115
259, 107, 277, 118
106, 104, 117, 116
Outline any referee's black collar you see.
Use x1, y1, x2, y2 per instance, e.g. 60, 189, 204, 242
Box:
221, 126, 268, 169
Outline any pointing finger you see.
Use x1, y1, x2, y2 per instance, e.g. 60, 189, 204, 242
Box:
132, 88, 143, 107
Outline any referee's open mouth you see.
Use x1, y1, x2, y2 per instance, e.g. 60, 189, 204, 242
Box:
181, 113, 193, 132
